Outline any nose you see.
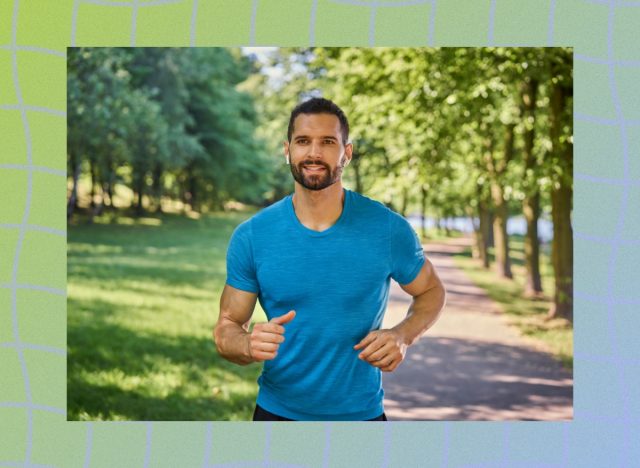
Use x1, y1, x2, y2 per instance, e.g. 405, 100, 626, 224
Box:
308, 140, 322, 158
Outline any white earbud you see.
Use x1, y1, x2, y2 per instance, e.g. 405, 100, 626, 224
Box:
285, 154, 290, 165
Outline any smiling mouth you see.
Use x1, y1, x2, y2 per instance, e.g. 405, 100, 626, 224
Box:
303, 165, 326, 173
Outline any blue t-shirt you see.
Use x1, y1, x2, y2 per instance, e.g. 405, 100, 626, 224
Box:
225, 189, 425, 420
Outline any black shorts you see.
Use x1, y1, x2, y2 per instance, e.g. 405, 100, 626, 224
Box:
252, 404, 388, 421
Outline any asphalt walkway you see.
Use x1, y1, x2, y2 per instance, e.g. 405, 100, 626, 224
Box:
381, 237, 573, 420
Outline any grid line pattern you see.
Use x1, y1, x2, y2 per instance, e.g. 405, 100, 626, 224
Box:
0, 0, 638, 466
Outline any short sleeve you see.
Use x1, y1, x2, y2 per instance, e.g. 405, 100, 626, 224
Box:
389, 213, 425, 285
226, 220, 259, 294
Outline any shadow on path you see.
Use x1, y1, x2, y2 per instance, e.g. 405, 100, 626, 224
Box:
382, 237, 573, 421
384, 336, 572, 420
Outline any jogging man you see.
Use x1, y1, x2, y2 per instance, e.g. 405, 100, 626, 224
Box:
214, 97, 446, 421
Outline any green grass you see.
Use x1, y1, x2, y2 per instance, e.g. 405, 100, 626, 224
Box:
419, 228, 464, 243
67, 211, 267, 421
452, 235, 573, 370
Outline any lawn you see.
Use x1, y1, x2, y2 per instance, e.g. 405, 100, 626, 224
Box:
452, 234, 573, 370
67, 210, 267, 421
419, 227, 464, 243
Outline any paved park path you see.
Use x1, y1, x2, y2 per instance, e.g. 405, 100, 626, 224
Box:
381, 237, 573, 421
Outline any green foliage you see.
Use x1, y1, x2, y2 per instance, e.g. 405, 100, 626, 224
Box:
67, 48, 271, 214
67, 212, 268, 420
68, 47, 572, 218
255, 47, 571, 220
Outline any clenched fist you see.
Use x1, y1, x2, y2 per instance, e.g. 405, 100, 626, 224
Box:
247, 310, 296, 361
354, 329, 407, 372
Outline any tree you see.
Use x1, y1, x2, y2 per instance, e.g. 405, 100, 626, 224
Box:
68, 47, 270, 216
67, 48, 136, 219
546, 49, 573, 321
521, 75, 543, 296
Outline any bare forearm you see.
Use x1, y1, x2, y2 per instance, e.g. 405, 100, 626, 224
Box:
214, 321, 254, 365
392, 284, 446, 346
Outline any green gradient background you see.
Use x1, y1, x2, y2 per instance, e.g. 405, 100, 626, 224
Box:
1, 0, 639, 466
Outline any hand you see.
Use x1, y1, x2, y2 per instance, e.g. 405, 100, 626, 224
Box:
354, 329, 407, 372
247, 310, 296, 362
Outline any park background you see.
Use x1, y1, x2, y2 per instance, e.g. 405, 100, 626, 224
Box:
1, 1, 638, 467
66, 46, 573, 422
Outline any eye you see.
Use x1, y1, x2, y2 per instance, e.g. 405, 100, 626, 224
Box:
324, 139, 335, 144
296, 138, 309, 144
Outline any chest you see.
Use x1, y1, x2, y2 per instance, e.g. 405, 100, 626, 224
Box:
254, 233, 390, 310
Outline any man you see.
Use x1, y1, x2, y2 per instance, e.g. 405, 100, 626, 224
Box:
214, 97, 446, 421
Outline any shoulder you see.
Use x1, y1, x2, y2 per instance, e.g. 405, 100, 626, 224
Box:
253, 196, 290, 224
348, 190, 393, 218
348, 190, 403, 226
349, 191, 417, 241
231, 196, 290, 238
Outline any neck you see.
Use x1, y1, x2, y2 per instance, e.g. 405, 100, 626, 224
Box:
292, 181, 345, 232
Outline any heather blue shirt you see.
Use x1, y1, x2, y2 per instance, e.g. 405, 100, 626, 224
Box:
225, 189, 425, 420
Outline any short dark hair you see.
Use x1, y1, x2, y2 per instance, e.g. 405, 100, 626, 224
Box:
287, 97, 350, 145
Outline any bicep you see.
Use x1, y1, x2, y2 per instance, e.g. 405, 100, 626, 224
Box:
218, 284, 258, 330
399, 256, 442, 297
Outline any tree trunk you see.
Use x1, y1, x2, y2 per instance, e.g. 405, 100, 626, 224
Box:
106, 165, 116, 210
188, 169, 198, 212
491, 183, 512, 279
134, 169, 145, 216
93, 181, 104, 217
522, 78, 543, 296
108, 177, 114, 207
523, 192, 543, 296
486, 210, 495, 248
477, 200, 491, 269
135, 192, 144, 215
179, 171, 189, 213
152, 164, 164, 214
100, 159, 114, 210
469, 206, 480, 259
549, 182, 573, 321
102, 181, 111, 208
89, 158, 97, 209
88, 172, 103, 224
400, 186, 409, 218
67, 156, 81, 221
548, 81, 573, 322
487, 125, 514, 279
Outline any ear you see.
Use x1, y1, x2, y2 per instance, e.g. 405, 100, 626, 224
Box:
283, 140, 290, 165
344, 141, 353, 166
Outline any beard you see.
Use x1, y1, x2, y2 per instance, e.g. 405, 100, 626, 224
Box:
290, 158, 345, 191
